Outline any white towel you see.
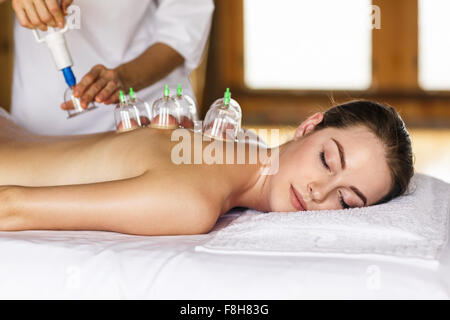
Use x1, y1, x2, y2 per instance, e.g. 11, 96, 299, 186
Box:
196, 174, 450, 265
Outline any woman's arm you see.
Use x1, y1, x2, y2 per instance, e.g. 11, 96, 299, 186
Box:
1, 172, 218, 235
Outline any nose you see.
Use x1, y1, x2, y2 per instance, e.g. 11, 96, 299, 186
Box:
308, 179, 337, 203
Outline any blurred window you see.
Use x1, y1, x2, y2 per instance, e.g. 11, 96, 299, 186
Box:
418, 0, 450, 90
244, 0, 372, 90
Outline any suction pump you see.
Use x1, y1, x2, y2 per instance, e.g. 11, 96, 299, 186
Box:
33, 24, 97, 118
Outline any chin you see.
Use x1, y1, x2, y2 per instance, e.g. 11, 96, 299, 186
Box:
270, 205, 296, 213
267, 194, 290, 212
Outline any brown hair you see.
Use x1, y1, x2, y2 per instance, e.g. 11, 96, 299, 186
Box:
313, 100, 414, 205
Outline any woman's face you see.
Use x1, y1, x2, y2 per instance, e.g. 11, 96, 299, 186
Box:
267, 115, 392, 212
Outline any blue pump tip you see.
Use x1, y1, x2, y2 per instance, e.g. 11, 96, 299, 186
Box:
62, 67, 76, 87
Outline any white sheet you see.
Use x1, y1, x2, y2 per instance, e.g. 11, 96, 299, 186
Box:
0, 175, 449, 299
0, 212, 449, 299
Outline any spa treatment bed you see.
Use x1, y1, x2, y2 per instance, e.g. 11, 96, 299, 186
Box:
0, 173, 449, 299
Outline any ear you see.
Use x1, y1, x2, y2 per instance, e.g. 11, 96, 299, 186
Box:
294, 112, 324, 140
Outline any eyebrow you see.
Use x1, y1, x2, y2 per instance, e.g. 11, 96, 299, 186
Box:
332, 138, 368, 207
350, 186, 367, 207
331, 138, 346, 169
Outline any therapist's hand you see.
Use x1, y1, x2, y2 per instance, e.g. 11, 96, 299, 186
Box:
12, 0, 73, 31
62, 64, 123, 110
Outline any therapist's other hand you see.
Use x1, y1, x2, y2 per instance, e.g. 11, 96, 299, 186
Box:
12, 0, 73, 31
68, 64, 123, 110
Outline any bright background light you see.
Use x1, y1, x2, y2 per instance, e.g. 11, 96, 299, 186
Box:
244, 0, 372, 90
418, 0, 450, 90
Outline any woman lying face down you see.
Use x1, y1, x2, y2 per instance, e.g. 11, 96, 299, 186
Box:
267, 100, 414, 212
0, 100, 414, 235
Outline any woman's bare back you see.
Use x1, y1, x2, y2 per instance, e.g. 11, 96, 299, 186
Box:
0, 118, 177, 186
0, 116, 260, 235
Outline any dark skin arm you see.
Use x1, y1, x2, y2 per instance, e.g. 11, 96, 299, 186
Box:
62, 43, 185, 110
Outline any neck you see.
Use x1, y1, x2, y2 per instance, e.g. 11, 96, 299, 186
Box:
224, 143, 286, 212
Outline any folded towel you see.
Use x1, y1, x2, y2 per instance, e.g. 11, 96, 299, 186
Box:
196, 174, 450, 265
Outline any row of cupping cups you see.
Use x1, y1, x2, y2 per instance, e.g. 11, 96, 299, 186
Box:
115, 85, 243, 141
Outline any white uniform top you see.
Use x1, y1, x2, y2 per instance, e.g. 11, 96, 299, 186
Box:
11, 0, 214, 135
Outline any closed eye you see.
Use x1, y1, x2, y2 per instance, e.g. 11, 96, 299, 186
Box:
320, 151, 330, 171
339, 191, 350, 209
321, 150, 353, 209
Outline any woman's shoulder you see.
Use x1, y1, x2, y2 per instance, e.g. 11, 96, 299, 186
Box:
141, 169, 222, 223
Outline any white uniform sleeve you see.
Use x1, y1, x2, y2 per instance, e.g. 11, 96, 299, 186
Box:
152, 0, 214, 71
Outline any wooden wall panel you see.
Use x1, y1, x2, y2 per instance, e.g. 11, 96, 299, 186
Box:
372, 0, 419, 91
0, 2, 13, 111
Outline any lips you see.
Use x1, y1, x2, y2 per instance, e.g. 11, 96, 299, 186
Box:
290, 184, 307, 211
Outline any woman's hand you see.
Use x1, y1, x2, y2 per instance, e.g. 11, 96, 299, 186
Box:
11, 0, 73, 31
61, 64, 123, 111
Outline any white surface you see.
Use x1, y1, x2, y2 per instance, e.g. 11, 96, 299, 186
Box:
11, 0, 214, 135
244, 0, 372, 90
0, 212, 449, 299
1, 175, 449, 299
419, 0, 450, 90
